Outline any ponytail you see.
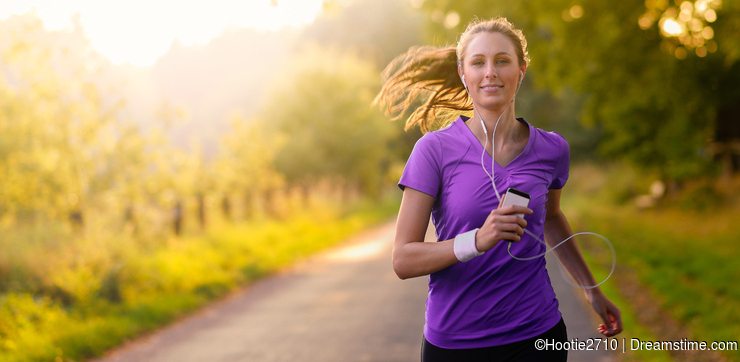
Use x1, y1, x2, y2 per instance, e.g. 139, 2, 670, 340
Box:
374, 46, 471, 133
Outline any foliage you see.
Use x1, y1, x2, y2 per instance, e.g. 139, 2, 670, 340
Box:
0, 8, 406, 362
0, 12, 206, 231
563, 164, 740, 361
0, 13, 121, 223
0, 194, 400, 362
260, 45, 399, 195
417, 0, 740, 182
303, 0, 431, 176
214, 114, 286, 199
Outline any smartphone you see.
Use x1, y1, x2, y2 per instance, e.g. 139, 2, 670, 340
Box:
500, 188, 531, 242
500, 188, 531, 218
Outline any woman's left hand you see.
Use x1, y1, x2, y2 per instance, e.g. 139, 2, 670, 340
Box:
586, 289, 623, 337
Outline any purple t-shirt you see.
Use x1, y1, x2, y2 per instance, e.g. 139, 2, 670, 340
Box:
398, 116, 569, 349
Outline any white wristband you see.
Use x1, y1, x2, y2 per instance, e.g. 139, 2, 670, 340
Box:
453, 228, 483, 262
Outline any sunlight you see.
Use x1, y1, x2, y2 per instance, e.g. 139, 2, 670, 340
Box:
324, 239, 387, 262
0, 0, 324, 66
661, 18, 684, 36
643, 0, 722, 58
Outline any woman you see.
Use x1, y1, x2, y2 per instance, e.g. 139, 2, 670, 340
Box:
375, 17, 622, 361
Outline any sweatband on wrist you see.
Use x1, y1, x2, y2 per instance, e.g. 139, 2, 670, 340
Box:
453, 228, 483, 262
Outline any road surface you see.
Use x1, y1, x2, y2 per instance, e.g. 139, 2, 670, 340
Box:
95, 220, 617, 361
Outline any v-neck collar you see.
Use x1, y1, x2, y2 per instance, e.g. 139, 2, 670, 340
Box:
457, 116, 534, 169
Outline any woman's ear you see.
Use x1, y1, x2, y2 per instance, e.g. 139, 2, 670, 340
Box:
458, 67, 467, 92
519, 66, 527, 83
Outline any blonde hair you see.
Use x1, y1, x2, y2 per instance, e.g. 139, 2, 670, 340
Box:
374, 17, 529, 133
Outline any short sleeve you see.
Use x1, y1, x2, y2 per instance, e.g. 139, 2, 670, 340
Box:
398, 132, 442, 198
549, 134, 570, 189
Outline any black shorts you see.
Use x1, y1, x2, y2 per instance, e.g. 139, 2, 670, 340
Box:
421, 318, 568, 362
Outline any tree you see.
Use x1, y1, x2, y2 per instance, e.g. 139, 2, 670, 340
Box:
259, 45, 398, 196
0, 12, 129, 224
417, 0, 740, 181
214, 113, 286, 218
0, 12, 202, 232
302, 0, 428, 169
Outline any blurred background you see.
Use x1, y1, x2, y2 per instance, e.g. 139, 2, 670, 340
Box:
0, 0, 738, 361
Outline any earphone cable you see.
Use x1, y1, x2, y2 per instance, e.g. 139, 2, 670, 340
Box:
471, 77, 616, 290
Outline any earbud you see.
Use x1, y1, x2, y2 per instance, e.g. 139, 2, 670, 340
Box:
519, 70, 524, 84
461, 75, 468, 92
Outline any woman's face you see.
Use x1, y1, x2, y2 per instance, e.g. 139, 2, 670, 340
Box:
459, 31, 525, 112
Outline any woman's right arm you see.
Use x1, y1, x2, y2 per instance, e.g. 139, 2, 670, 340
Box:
393, 187, 531, 279
393, 187, 458, 279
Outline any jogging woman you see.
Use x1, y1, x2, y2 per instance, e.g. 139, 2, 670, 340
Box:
375, 17, 623, 361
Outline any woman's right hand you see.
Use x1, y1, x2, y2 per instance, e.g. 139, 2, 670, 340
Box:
475, 203, 532, 252
393, 188, 532, 279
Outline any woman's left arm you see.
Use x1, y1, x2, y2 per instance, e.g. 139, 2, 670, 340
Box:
544, 188, 623, 337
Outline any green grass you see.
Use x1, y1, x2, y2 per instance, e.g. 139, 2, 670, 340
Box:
563, 164, 740, 361
575, 251, 673, 362
0, 194, 400, 362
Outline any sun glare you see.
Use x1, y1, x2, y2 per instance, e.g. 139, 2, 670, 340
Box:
0, 0, 325, 66
661, 18, 684, 36
641, 0, 721, 58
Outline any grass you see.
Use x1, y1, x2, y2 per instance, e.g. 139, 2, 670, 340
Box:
0, 192, 400, 362
563, 164, 740, 361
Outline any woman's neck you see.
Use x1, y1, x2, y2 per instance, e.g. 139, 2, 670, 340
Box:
472, 104, 524, 146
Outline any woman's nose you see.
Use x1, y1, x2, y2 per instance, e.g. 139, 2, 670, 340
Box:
485, 65, 497, 79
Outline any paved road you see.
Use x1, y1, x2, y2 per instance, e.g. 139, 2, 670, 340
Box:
95, 220, 617, 362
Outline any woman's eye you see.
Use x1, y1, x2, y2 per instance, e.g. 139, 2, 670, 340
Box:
496, 59, 509, 64
473, 61, 484, 66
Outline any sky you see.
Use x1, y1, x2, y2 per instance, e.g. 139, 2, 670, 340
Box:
0, 0, 325, 66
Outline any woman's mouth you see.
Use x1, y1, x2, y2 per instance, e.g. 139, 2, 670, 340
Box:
481, 84, 503, 91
